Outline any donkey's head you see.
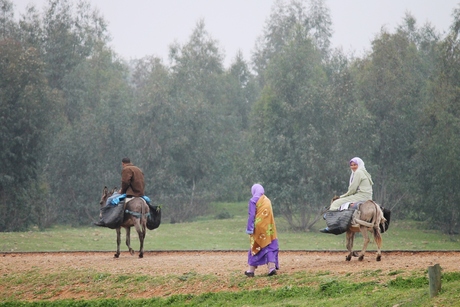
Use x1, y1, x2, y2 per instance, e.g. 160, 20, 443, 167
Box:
100, 186, 109, 207
99, 186, 118, 206
99, 186, 117, 218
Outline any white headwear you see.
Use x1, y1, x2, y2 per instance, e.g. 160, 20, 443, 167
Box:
349, 157, 372, 185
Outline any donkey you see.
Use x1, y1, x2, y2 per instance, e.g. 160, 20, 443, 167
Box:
344, 200, 386, 262
99, 186, 150, 258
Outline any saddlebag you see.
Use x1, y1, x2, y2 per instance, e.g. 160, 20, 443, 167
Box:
98, 201, 125, 229
324, 209, 355, 235
379, 206, 391, 233
146, 204, 161, 230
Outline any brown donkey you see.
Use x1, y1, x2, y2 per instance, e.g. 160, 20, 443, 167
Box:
345, 200, 386, 262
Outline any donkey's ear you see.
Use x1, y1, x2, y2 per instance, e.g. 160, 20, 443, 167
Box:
103, 186, 108, 193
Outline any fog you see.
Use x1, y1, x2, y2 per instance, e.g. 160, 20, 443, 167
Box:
14, 0, 460, 67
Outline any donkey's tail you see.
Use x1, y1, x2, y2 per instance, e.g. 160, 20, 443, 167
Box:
370, 201, 384, 246
371, 200, 387, 226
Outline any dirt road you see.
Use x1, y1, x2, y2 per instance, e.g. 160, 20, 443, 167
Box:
3, 250, 458, 275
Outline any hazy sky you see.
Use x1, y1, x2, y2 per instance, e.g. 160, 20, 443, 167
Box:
13, 0, 460, 67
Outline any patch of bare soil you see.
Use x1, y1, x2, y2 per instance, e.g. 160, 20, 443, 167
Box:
1, 250, 459, 301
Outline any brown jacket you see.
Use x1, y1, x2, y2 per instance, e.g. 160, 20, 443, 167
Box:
120, 163, 145, 197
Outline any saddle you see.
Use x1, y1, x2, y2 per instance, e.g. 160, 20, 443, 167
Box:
324, 200, 390, 235
339, 201, 364, 211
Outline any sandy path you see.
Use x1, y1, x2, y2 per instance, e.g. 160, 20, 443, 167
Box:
3, 250, 459, 275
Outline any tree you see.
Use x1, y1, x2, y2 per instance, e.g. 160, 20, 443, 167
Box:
250, 27, 338, 230
354, 21, 429, 213
6, 0, 129, 226
323, 49, 376, 193
252, 0, 332, 82
413, 5, 460, 233
17, 0, 109, 123
225, 51, 259, 130
0, 40, 62, 230
133, 20, 237, 221
44, 45, 134, 226
42, 0, 108, 88
0, 0, 17, 39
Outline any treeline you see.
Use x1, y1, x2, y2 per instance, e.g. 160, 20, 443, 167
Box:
1, 0, 459, 233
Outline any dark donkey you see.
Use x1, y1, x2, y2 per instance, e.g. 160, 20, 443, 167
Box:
99, 186, 149, 258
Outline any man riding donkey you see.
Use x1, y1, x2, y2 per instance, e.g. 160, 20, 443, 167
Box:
95, 157, 151, 226
120, 157, 146, 202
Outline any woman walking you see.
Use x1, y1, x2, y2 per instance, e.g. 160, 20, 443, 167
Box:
244, 184, 279, 277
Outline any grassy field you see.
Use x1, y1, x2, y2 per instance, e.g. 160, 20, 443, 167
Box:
1, 202, 460, 306
1, 201, 459, 252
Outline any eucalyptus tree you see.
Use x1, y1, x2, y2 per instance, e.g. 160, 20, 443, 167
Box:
249, 25, 340, 230
44, 46, 134, 226
396, 13, 441, 87
17, 0, 109, 123
5, 0, 123, 226
353, 18, 431, 213
16, 2, 43, 48
130, 55, 176, 201
252, 0, 332, 83
413, 6, 460, 233
225, 51, 259, 130
324, 49, 375, 192
0, 40, 62, 230
215, 52, 260, 201
41, 0, 108, 89
133, 20, 235, 221
0, 0, 17, 39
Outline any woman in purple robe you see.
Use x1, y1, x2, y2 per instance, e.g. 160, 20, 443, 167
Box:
244, 184, 279, 277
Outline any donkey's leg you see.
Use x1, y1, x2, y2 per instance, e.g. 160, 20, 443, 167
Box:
140, 219, 147, 258
374, 228, 383, 261
125, 226, 134, 256
358, 227, 370, 261
115, 228, 122, 258
345, 231, 354, 261
133, 219, 144, 258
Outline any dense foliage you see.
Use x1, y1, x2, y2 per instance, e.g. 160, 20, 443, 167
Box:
1, 0, 459, 232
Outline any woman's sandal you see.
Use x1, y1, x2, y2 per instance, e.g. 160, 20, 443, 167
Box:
268, 268, 277, 276
244, 271, 255, 277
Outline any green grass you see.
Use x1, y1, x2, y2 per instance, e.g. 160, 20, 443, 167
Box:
1, 201, 459, 252
1, 201, 460, 306
1, 272, 460, 306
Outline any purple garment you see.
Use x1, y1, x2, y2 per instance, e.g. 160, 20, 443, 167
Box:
246, 184, 264, 234
246, 184, 279, 269
247, 239, 279, 269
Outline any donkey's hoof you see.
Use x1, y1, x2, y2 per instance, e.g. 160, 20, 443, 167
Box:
345, 256, 351, 261
139, 253, 144, 258
129, 248, 135, 256
114, 253, 120, 258
352, 251, 360, 257
376, 255, 381, 261
358, 255, 364, 261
